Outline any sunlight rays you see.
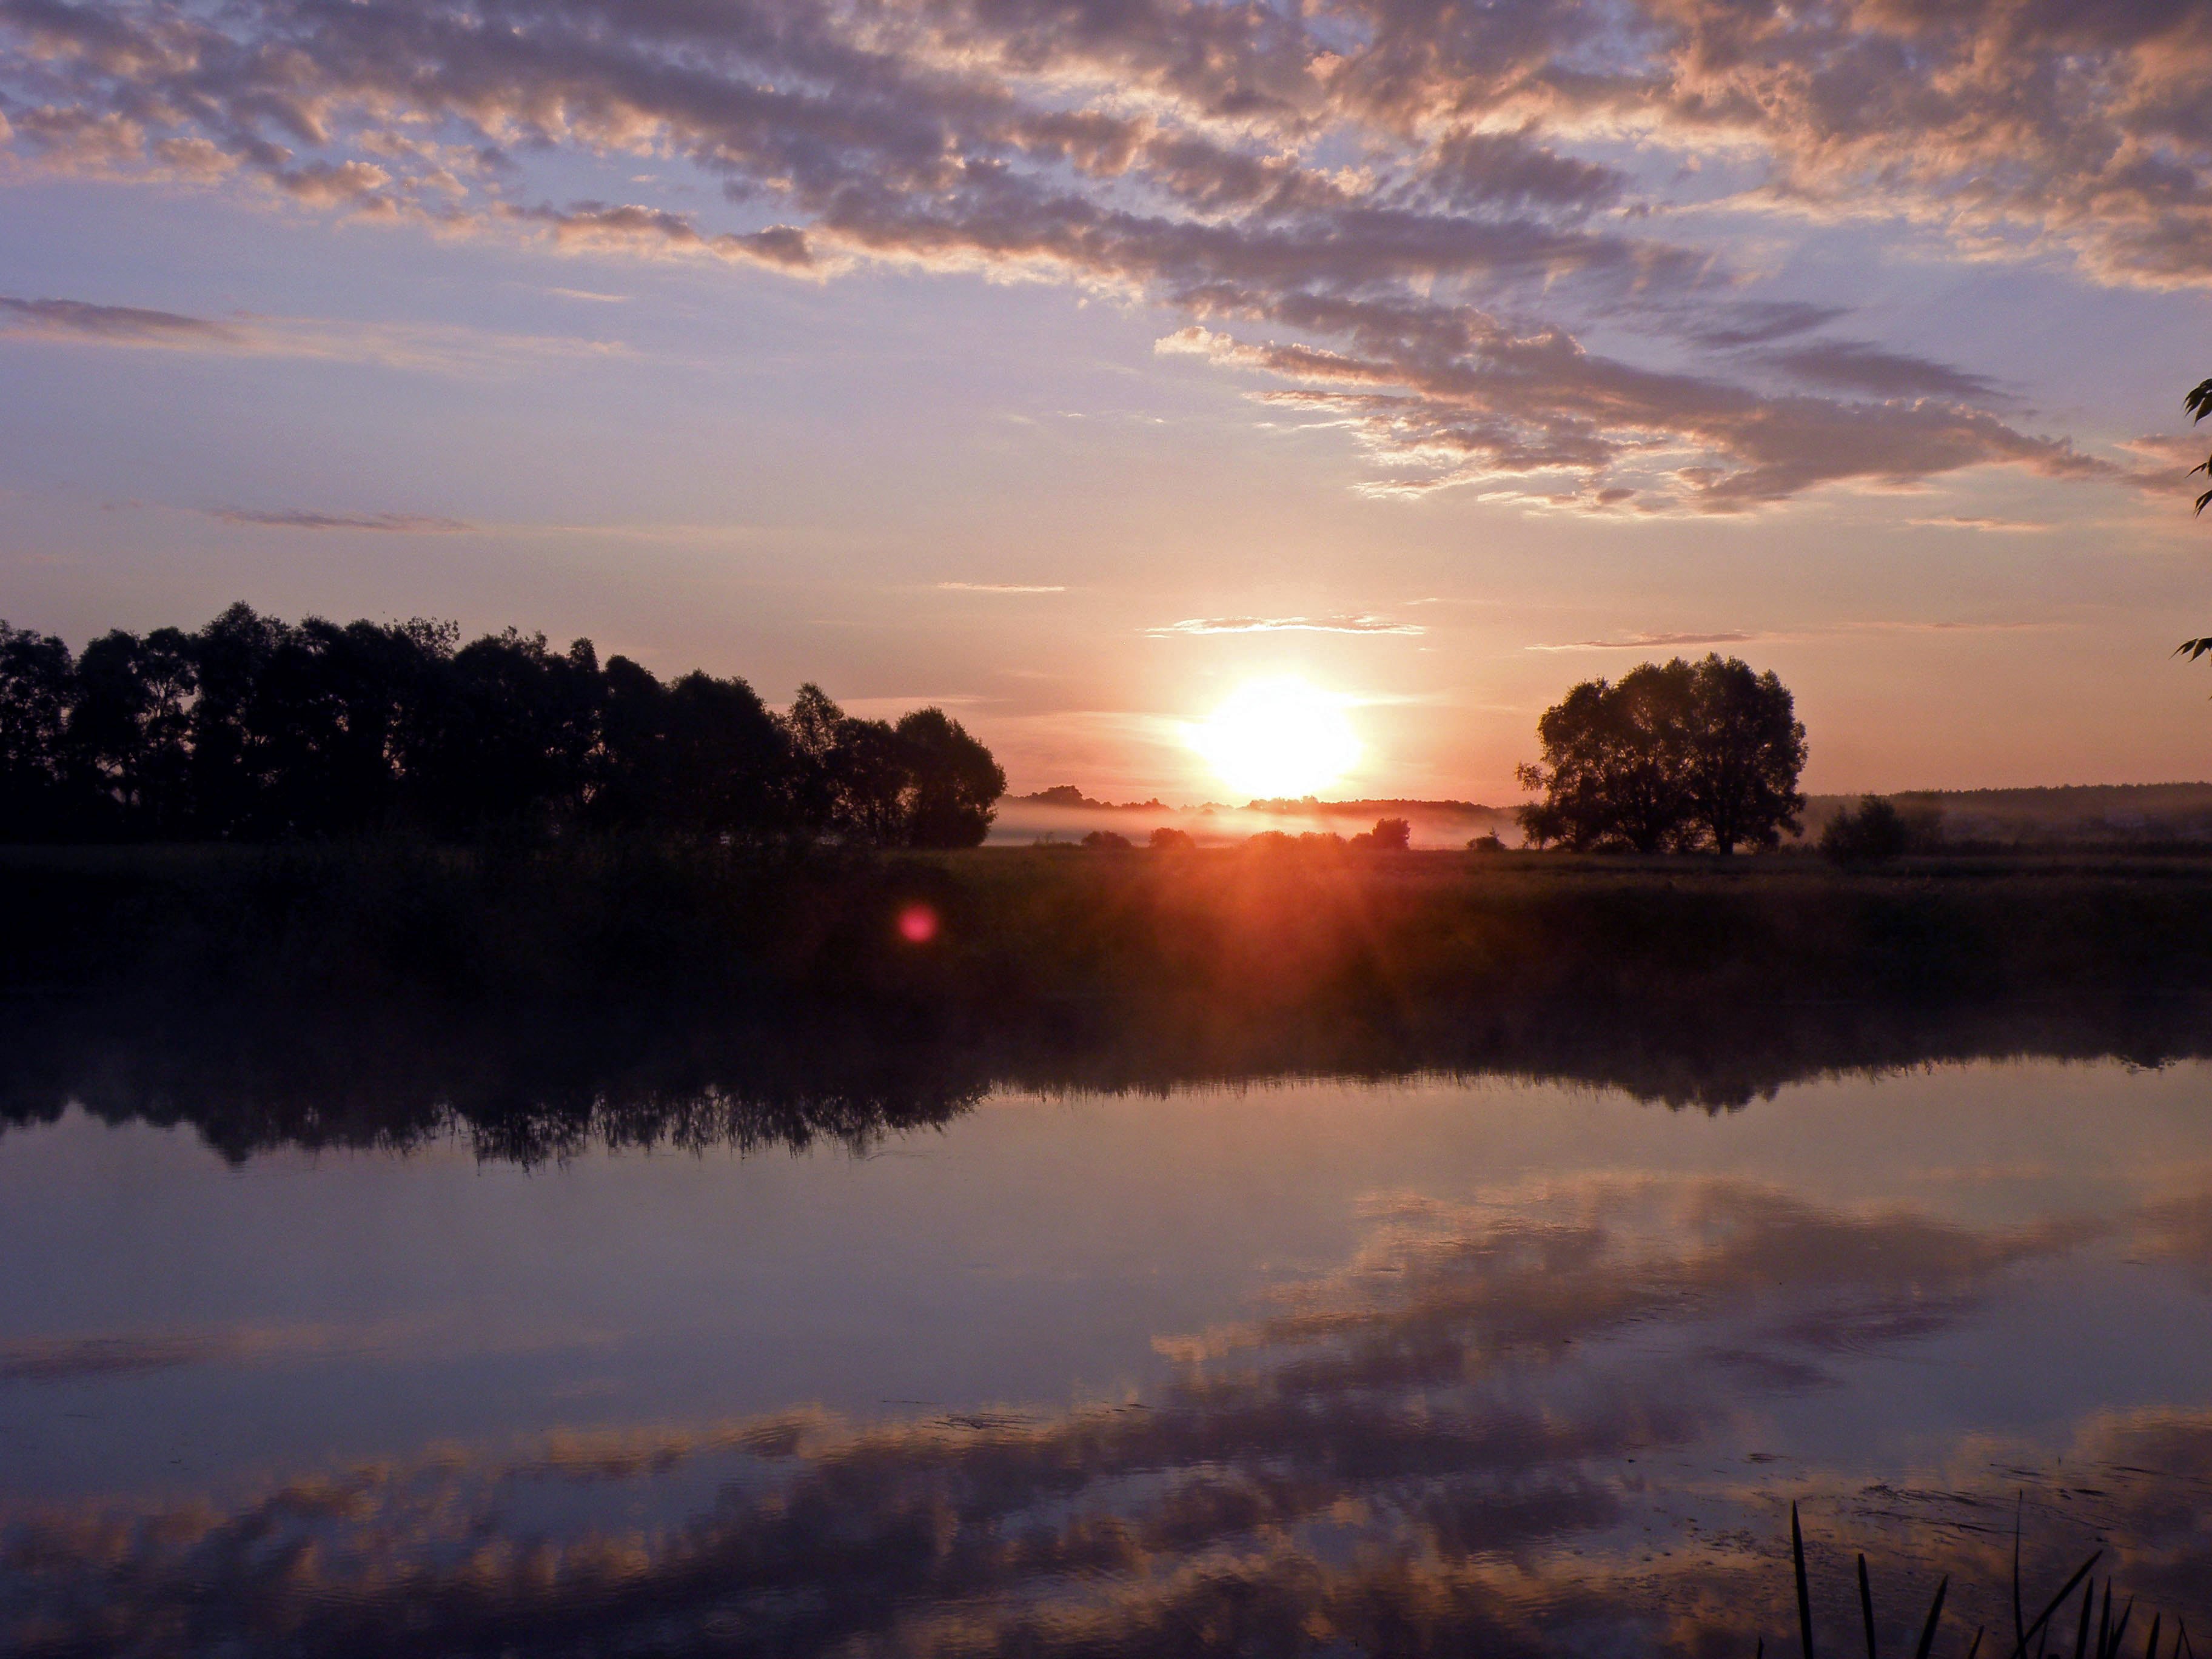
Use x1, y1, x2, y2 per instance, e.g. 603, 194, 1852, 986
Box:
1190, 677, 1362, 799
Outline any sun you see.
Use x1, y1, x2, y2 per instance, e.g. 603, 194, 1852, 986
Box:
1192, 677, 1362, 800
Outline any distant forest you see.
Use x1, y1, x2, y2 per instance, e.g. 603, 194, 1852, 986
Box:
0, 604, 1004, 845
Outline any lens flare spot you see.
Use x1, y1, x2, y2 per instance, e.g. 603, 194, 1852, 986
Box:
1191, 678, 1361, 799
897, 903, 939, 944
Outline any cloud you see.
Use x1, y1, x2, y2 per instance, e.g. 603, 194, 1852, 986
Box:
0, 295, 239, 346
0, 1332, 229, 1381
0, 0, 2192, 508
1161, 318, 2103, 512
0, 1319, 431, 1381
1761, 341, 2001, 403
2120, 433, 2210, 469
206, 508, 474, 532
1907, 515, 2055, 533
507, 201, 819, 272
1527, 631, 1758, 652
937, 581, 1068, 593
0, 293, 625, 372
835, 693, 986, 716
1879, 618, 2057, 634
1685, 303, 1851, 349
0, 1173, 2139, 1657
1150, 614, 1427, 635
1526, 618, 2057, 651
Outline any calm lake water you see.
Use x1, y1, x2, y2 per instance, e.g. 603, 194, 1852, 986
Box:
4, 1057, 2211, 1655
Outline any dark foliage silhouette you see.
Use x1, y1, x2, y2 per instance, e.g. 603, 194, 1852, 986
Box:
1518, 661, 1695, 853
894, 706, 1007, 848
0, 605, 1001, 845
1822, 796, 1914, 865
0, 622, 74, 840
2179, 374, 2212, 663
9, 843, 2212, 1154
1353, 815, 1412, 850
1517, 654, 1806, 852
9, 945, 2212, 1164
2189, 374, 2212, 517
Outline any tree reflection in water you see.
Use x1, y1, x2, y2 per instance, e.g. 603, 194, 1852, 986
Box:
7, 996, 2212, 1655
5, 989, 2212, 1164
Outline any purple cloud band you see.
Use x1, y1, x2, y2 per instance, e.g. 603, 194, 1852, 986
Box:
2, 0, 2196, 510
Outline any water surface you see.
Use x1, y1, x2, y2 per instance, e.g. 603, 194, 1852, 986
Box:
4, 1058, 2210, 1654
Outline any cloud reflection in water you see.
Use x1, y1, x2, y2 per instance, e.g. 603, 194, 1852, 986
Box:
7, 1168, 2208, 1657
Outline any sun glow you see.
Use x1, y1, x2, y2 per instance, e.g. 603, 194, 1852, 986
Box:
1191, 677, 1362, 799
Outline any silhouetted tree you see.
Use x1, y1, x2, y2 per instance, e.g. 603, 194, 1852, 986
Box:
780, 683, 854, 836
1681, 655, 1806, 853
402, 631, 602, 833
592, 654, 678, 830
2191, 374, 2212, 517
1517, 659, 1697, 852
1149, 826, 1195, 851
773, 692, 1002, 847
828, 714, 912, 845
594, 661, 791, 836
186, 602, 286, 836
1821, 796, 1910, 865
1518, 655, 1805, 853
1366, 816, 1412, 850
897, 708, 1004, 848
246, 618, 440, 837
65, 631, 157, 835
2179, 374, 2212, 663
1081, 828, 1132, 850
662, 671, 792, 837
0, 606, 1005, 848
0, 623, 75, 839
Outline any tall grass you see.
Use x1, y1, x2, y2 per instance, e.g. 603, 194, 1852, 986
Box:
1780, 1503, 2188, 1659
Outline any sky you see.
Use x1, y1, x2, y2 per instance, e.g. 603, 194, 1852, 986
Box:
2, 0, 2211, 803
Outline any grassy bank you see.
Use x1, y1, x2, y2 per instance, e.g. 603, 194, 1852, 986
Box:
12, 840, 2212, 1016
7, 842, 2212, 1160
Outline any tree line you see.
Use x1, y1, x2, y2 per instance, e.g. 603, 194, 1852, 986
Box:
0, 603, 1005, 845
1516, 653, 1807, 853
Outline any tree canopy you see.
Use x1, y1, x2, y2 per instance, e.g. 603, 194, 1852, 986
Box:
1515, 654, 1806, 854
0, 603, 1004, 847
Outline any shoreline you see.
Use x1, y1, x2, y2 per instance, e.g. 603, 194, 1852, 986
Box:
9, 840, 2212, 1158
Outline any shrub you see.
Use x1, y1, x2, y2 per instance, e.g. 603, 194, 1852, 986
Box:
1821, 796, 1911, 865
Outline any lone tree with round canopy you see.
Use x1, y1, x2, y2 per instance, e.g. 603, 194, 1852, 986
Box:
1517, 654, 1806, 854
1683, 655, 1811, 853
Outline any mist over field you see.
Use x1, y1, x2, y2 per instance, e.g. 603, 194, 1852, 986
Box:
994, 792, 1522, 848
